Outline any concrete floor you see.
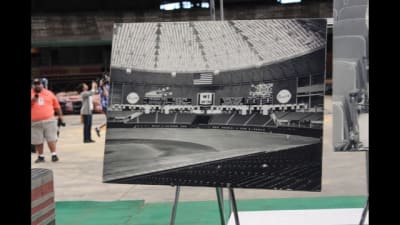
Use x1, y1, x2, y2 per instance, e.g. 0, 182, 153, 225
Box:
31, 96, 368, 203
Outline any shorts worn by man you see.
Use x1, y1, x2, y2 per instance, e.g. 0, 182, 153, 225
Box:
31, 78, 63, 163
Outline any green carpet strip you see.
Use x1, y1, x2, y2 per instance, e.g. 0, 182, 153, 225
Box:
55, 196, 366, 225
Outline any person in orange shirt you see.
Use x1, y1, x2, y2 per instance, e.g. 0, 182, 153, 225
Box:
31, 78, 64, 163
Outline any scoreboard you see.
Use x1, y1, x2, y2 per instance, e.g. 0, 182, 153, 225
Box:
198, 92, 214, 105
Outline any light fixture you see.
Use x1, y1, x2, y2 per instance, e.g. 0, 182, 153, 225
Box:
182, 1, 193, 9
126, 68, 132, 74
277, 0, 302, 4
160, 2, 181, 11
201, 1, 209, 8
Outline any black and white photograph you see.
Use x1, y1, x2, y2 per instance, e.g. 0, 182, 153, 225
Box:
29, 1, 371, 225
102, 19, 327, 191
333, 0, 368, 151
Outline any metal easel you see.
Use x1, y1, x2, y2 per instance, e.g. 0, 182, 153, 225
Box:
358, 150, 369, 225
169, 185, 240, 225
169, 2, 239, 224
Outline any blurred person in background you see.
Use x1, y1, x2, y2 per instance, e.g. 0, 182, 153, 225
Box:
95, 72, 110, 137
78, 81, 97, 143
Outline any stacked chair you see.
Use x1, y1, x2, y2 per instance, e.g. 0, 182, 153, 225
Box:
333, 0, 369, 151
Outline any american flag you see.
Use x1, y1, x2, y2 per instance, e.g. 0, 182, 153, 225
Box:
193, 73, 213, 85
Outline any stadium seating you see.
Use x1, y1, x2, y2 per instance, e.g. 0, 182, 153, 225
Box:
174, 113, 196, 124
334, 0, 344, 11
137, 113, 156, 123
111, 20, 326, 72
264, 118, 276, 127
345, 0, 368, 7
333, 36, 368, 96
109, 83, 123, 105
332, 0, 369, 151
112, 143, 322, 191
301, 113, 323, 121
332, 95, 360, 151
333, 60, 365, 97
209, 113, 232, 125
279, 112, 310, 121
338, 5, 368, 20
157, 112, 175, 123
333, 36, 367, 61
309, 122, 322, 129
333, 99, 350, 150
228, 112, 253, 125
334, 19, 368, 42
108, 109, 322, 129
246, 113, 271, 126
234, 20, 325, 62
107, 110, 139, 123
334, 0, 368, 22
274, 111, 290, 119
333, 8, 338, 21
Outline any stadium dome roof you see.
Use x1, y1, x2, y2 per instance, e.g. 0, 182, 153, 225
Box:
111, 19, 326, 73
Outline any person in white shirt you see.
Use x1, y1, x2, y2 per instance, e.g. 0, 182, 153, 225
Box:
78, 81, 97, 143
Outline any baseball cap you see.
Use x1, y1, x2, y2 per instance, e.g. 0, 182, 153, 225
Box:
33, 78, 41, 84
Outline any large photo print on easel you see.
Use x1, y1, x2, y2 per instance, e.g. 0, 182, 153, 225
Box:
103, 19, 327, 191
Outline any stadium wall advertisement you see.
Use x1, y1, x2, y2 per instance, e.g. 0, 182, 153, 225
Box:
106, 122, 322, 138
112, 75, 298, 106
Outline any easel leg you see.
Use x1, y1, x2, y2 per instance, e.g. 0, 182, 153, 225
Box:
228, 186, 240, 225
228, 187, 232, 216
170, 186, 181, 225
359, 197, 369, 225
359, 150, 369, 225
216, 187, 226, 225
